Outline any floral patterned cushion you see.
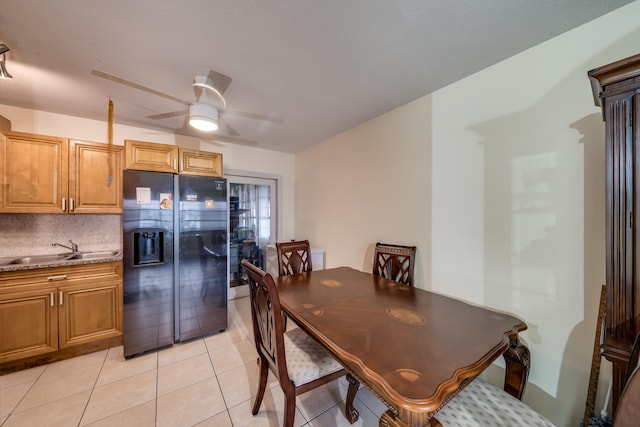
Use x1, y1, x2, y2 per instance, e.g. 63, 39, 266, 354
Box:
435, 378, 555, 426
284, 328, 344, 385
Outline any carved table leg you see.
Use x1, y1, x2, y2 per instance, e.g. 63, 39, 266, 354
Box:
503, 335, 530, 400
380, 410, 408, 427
345, 373, 360, 423
379, 409, 442, 427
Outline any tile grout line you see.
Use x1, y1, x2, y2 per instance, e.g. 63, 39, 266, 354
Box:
77, 350, 109, 426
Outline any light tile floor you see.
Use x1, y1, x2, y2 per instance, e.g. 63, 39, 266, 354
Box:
0, 297, 388, 426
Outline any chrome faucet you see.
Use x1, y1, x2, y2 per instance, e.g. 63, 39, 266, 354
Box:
52, 240, 79, 253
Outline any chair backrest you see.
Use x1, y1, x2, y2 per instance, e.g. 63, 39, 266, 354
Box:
372, 242, 417, 286
276, 240, 313, 276
241, 260, 290, 384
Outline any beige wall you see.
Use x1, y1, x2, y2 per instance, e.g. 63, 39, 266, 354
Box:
0, 104, 296, 254
295, 2, 640, 425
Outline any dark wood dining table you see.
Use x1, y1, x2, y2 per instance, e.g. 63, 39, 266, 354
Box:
275, 267, 530, 427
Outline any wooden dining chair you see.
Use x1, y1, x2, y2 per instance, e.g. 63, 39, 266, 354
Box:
275, 240, 313, 276
435, 332, 640, 426
241, 260, 359, 427
372, 242, 417, 286
615, 333, 640, 426
433, 375, 555, 426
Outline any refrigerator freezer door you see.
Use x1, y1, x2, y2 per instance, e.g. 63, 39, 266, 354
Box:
122, 170, 175, 357
175, 175, 228, 341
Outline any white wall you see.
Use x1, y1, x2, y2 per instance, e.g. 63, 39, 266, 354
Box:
295, 2, 640, 425
0, 104, 297, 244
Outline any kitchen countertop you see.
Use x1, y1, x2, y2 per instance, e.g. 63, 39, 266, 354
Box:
0, 252, 123, 273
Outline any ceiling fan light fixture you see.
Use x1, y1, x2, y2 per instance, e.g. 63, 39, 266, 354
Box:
189, 102, 218, 132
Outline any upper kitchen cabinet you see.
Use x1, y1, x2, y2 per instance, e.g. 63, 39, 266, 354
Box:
124, 140, 223, 177
69, 139, 123, 213
0, 130, 123, 214
1, 131, 68, 213
124, 139, 179, 173
179, 148, 223, 177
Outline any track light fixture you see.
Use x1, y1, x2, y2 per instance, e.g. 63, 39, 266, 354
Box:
0, 44, 13, 79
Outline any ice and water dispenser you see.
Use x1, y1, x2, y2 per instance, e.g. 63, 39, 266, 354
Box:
133, 230, 164, 265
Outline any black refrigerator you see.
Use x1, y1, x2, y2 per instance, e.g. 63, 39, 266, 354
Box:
122, 170, 228, 358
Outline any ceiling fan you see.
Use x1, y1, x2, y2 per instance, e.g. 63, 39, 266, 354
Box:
90, 69, 283, 142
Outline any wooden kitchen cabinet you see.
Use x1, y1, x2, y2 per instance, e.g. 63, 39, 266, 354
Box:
0, 131, 68, 212
179, 148, 223, 177
0, 287, 58, 362
0, 262, 123, 364
124, 140, 223, 177
0, 131, 123, 213
124, 139, 178, 173
69, 139, 123, 213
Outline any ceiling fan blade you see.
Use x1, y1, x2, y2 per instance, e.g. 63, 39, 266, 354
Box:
224, 109, 284, 124
208, 134, 258, 147
174, 122, 257, 147
219, 117, 240, 136
207, 70, 232, 95
91, 69, 191, 106
147, 109, 189, 120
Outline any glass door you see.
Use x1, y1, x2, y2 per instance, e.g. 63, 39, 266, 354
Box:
227, 175, 276, 299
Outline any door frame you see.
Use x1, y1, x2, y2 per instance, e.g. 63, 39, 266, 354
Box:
225, 170, 278, 299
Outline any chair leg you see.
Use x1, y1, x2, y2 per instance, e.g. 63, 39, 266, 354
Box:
345, 373, 360, 423
252, 356, 269, 415
284, 389, 296, 427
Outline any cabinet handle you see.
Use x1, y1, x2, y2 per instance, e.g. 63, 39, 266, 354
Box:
50, 292, 54, 307
174, 159, 177, 170
70, 198, 75, 211
47, 274, 67, 281
59, 291, 63, 306
62, 198, 66, 211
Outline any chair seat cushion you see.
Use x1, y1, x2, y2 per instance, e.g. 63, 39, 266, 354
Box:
284, 328, 344, 385
435, 378, 554, 426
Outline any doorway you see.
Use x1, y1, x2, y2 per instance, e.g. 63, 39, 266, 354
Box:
226, 175, 277, 299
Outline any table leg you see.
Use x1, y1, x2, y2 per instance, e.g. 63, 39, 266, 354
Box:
379, 409, 442, 427
345, 373, 360, 423
379, 410, 407, 427
503, 335, 530, 400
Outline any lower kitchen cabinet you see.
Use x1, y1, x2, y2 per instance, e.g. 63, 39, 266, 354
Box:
0, 262, 122, 364
0, 287, 58, 362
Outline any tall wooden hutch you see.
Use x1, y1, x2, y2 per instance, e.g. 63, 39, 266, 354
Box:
588, 53, 640, 415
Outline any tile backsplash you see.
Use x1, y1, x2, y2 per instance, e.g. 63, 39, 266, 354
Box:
0, 214, 122, 257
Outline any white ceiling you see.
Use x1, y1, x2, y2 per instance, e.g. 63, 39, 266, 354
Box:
0, 1, 632, 153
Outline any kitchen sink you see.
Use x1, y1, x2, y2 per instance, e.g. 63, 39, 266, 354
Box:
68, 250, 121, 259
11, 253, 75, 264
9, 251, 121, 265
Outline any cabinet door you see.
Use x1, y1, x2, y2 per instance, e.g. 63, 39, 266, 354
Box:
179, 148, 223, 177
1, 131, 68, 213
0, 288, 58, 363
58, 278, 122, 348
69, 140, 123, 213
125, 139, 178, 173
